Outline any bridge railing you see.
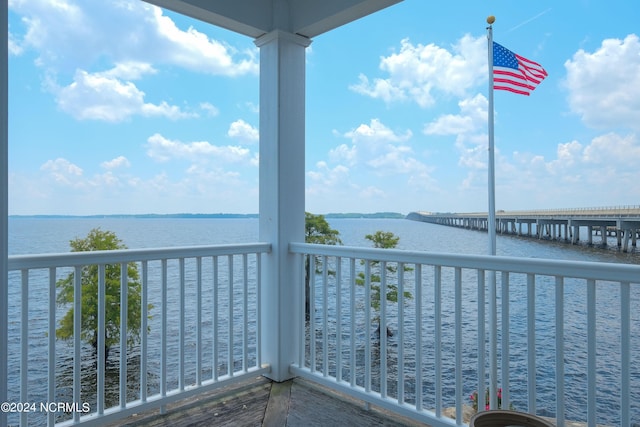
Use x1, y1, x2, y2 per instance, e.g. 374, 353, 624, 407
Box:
497, 206, 640, 217
421, 205, 640, 218
6, 243, 271, 427
290, 242, 640, 427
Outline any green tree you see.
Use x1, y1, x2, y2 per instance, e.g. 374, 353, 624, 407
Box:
56, 228, 150, 361
357, 231, 412, 337
305, 212, 342, 246
304, 212, 342, 319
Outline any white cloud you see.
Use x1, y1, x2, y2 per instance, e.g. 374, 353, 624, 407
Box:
8, 30, 24, 55
13, 152, 260, 214
227, 119, 259, 144
423, 94, 489, 183
341, 119, 432, 179
564, 34, 640, 130
495, 132, 640, 209
457, 144, 487, 170
101, 156, 131, 170
582, 132, 640, 165
145, 133, 252, 164
103, 62, 157, 80
546, 140, 582, 172
306, 161, 358, 207
185, 164, 242, 185
350, 73, 407, 104
40, 158, 83, 185
344, 118, 412, 146
329, 144, 357, 166
307, 161, 350, 189
92, 171, 121, 187
308, 118, 435, 201
150, 6, 257, 76
9, 0, 258, 76
200, 102, 220, 117
243, 101, 260, 114
51, 65, 194, 122
424, 94, 488, 136
9, 0, 258, 122
350, 35, 486, 107
358, 186, 386, 199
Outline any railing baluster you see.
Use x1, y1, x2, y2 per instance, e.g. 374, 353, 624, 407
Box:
477, 269, 486, 414
501, 271, 510, 409
555, 276, 565, 425
297, 252, 305, 369
196, 257, 202, 385
434, 265, 442, 417
380, 261, 387, 399
586, 279, 596, 427
397, 262, 404, 404
213, 256, 219, 381
227, 254, 233, 376
310, 255, 316, 373
120, 262, 128, 408
243, 253, 248, 373
48, 267, 56, 426
489, 269, 498, 410
322, 255, 328, 377
20, 269, 28, 427
336, 256, 342, 383
141, 261, 148, 403
179, 258, 185, 390
454, 267, 462, 422
97, 264, 106, 415
364, 260, 371, 395
527, 273, 536, 414
414, 264, 423, 412
349, 257, 356, 388
257, 253, 262, 369
73, 265, 82, 423
160, 259, 167, 411
620, 281, 631, 427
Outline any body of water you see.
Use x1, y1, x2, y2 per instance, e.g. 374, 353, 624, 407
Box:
6, 217, 640, 426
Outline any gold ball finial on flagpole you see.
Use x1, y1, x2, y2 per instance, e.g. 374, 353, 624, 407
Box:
487, 15, 495, 25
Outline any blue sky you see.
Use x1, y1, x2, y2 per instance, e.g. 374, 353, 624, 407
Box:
7, 0, 640, 215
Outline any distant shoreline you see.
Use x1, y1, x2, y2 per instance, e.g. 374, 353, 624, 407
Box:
9, 212, 406, 220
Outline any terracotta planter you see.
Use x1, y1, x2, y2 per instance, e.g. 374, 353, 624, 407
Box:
469, 410, 555, 427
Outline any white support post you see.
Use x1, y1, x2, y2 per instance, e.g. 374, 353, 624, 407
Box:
1, 3, 9, 425
256, 30, 311, 382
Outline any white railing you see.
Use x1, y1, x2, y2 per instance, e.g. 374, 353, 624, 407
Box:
6, 243, 270, 427
290, 242, 640, 427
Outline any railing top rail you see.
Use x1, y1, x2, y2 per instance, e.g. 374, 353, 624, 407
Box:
290, 242, 640, 283
8, 242, 271, 270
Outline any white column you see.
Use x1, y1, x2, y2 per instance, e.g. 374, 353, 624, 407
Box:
1, 2, 8, 423
255, 30, 311, 382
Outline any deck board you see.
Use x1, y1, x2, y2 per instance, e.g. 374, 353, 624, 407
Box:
262, 380, 291, 427
107, 376, 426, 427
285, 379, 419, 427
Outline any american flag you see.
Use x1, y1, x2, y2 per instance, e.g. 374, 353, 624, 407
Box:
493, 42, 547, 96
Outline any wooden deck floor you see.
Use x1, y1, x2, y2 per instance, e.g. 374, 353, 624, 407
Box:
105, 376, 429, 427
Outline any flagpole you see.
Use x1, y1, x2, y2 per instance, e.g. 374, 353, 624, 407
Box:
487, 16, 496, 257
486, 15, 498, 411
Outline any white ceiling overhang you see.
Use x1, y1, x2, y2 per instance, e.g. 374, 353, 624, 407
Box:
142, 0, 403, 39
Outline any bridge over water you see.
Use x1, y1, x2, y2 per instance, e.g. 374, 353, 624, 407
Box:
407, 206, 640, 252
